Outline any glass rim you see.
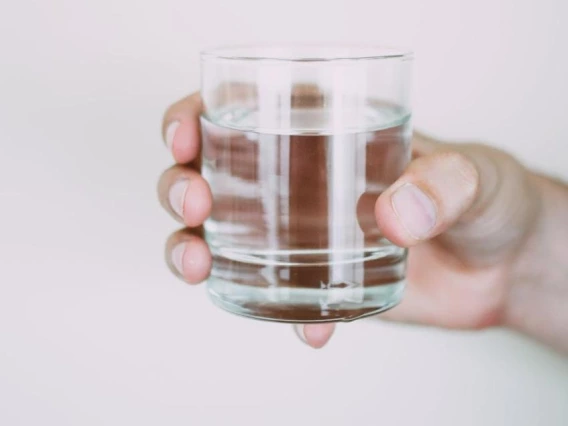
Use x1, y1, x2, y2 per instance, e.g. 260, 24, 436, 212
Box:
200, 43, 414, 63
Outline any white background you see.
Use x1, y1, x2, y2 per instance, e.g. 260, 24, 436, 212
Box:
1, 0, 567, 425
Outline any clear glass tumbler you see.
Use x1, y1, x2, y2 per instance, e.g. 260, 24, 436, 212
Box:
200, 45, 413, 323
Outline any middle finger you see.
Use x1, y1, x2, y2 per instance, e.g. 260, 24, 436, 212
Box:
158, 164, 213, 227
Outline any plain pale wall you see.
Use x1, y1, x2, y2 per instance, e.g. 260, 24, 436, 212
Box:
1, 0, 567, 425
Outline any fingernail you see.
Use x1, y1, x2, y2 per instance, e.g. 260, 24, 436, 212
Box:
293, 324, 308, 345
391, 183, 436, 239
169, 179, 189, 219
172, 243, 186, 276
166, 121, 180, 150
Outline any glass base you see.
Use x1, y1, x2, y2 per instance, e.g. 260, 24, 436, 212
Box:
206, 279, 406, 323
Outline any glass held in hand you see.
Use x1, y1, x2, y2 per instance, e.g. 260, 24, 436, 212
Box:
200, 44, 414, 323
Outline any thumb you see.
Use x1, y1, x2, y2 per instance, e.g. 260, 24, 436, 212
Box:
375, 136, 539, 265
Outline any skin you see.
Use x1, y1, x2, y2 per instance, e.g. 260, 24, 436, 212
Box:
158, 93, 568, 354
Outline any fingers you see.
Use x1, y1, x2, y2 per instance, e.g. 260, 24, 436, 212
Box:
157, 164, 212, 228
293, 323, 335, 349
160, 94, 212, 284
165, 227, 212, 284
162, 93, 202, 164
375, 148, 480, 247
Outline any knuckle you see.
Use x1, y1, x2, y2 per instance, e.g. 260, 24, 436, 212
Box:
443, 151, 480, 199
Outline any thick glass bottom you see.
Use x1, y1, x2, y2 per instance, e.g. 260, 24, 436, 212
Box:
207, 279, 406, 323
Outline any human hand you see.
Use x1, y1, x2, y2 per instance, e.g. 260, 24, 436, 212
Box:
158, 92, 543, 349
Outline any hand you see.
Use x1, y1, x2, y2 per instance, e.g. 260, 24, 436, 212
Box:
158, 92, 544, 349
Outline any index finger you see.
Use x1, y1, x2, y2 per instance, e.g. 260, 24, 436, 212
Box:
161, 92, 203, 165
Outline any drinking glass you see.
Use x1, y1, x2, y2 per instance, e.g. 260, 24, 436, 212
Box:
200, 44, 413, 323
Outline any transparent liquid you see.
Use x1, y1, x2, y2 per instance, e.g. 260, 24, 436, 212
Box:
201, 105, 412, 323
